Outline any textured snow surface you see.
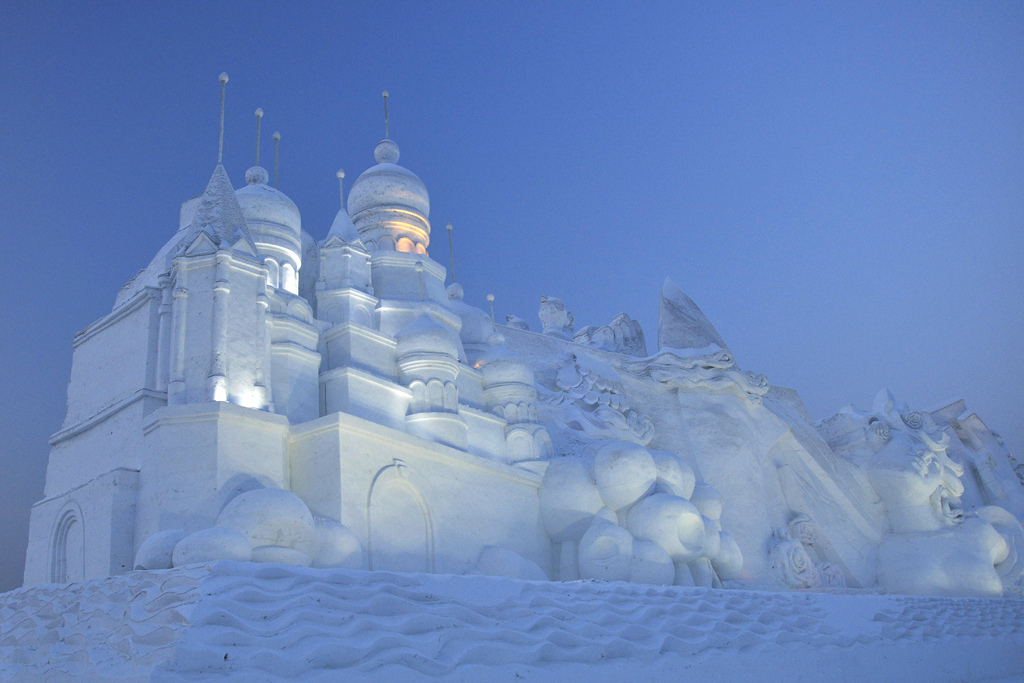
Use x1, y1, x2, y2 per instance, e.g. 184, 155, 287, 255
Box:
1, 562, 1022, 682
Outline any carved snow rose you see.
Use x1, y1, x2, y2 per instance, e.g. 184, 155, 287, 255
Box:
769, 529, 822, 589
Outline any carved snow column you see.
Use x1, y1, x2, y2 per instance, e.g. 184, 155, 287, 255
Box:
167, 271, 189, 406
255, 282, 273, 413
395, 314, 467, 450
476, 342, 551, 463
155, 273, 173, 391
207, 248, 231, 402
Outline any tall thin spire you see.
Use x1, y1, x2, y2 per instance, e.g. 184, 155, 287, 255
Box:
382, 90, 390, 139
254, 108, 264, 166
217, 73, 229, 164
337, 169, 345, 209
487, 293, 495, 322
446, 223, 455, 284
273, 132, 281, 188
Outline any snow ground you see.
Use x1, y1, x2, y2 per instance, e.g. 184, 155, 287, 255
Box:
0, 562, 1021, 682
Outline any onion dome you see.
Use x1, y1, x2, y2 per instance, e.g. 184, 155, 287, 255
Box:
347, 139, 430, 254
395, 314, 458, 360
235, 166, 302, 244
395, 314, 460, 385
475, 341, 535, 389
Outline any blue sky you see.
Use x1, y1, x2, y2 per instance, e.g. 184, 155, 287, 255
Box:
1, 1, 1021, 591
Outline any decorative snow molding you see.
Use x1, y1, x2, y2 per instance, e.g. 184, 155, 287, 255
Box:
539, 440, 742, 587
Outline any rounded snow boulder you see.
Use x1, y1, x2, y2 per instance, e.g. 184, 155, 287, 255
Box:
711, 531, 744, 580
578, 520, 634, 581
625, 493, 705, 563
650, 451, 696, 500
689, 483, 723, 524
134, 529, 187, 570
593, 441, 657, 511
630, 539, 675, 585
472, 546, 548, 581
701, 516, 721, 561
172, 527, 252, 567
216, 488, 318, 558
251, 545, 312, 566
539, 459, 604, 542
312, 518, 364, 569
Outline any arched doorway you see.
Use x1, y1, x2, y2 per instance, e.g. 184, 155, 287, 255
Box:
368, 468, 433, 573
50, 507, 85, 583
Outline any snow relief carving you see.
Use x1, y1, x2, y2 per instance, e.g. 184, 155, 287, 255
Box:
542, 354, 655, 446
621, 347, 770, 404
766, 515, 845, 589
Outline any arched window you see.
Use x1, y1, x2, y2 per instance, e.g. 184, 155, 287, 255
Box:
396, 237, 415, 253
50, 506, 85, 583
281, 263, 297, 294
265, 258, 280, 289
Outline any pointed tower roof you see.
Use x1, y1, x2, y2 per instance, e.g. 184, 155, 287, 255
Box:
184, 165, 256, 253
325, 170, 363, 245
327, 207, 362, 244
657, 278, 727, 352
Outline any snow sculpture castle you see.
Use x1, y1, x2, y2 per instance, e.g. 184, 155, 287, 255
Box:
23, 83, 1024, 598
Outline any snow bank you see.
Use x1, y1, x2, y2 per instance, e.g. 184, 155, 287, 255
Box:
0, 562, 1022, 682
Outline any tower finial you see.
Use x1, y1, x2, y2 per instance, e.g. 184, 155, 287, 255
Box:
487, 293, 495, 322
337, 169, 345, 209
273, 132, 281, 188
218, 73, 229, 165
254, 108, 264, 166
382, 90, 389, 139
446, 223, 455, 284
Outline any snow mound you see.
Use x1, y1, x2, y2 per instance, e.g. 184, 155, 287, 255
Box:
0, 563, 1022, 681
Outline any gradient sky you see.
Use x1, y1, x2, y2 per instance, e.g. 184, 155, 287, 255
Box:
1, 1, 1021, 591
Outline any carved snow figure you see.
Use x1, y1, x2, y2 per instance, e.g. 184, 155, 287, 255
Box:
829, 391, 1023, 597
574, 313, 647, 357
539, 295, 574, 338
